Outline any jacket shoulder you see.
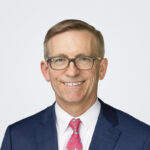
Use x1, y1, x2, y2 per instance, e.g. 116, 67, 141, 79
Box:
103, 102, 150, 149
102, 101, 150, 143
8, 105, 52, 134
105, 102, 150, 130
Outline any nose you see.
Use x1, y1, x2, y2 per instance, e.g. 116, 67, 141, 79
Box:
65, 61, 80, 77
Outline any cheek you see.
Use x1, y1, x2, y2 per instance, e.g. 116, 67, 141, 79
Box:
49, 70, 63, 82
90, 69, 100, 85
90, 66, 100, 80
90, 75, 99, 88
84, 70, 99, 88
48, 72, 59, 88
49, 71, 65, 91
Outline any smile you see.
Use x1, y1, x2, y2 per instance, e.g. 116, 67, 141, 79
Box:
63, 81, 84, 86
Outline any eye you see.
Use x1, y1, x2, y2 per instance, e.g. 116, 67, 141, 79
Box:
77, 57, 91, 62
52, 57, 67, 65
55, 57, 66, 62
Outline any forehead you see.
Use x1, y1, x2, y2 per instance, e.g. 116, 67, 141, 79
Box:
46, 30, 98, 57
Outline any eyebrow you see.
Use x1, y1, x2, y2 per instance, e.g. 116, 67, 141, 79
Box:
50, 53, 91, 58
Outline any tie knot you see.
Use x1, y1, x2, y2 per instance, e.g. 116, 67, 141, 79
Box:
69, 118, 81, 131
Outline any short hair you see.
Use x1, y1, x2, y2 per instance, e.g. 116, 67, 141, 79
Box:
44, 19, 105, 60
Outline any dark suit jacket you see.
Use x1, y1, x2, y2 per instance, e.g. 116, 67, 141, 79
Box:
1, 99, 150, 150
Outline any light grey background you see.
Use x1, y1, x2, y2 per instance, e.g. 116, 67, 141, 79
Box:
0, 0, 150, 145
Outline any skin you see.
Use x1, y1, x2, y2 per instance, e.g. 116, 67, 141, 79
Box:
41, 30, 108, 117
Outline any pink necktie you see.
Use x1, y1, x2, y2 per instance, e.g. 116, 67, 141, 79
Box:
66, 118, 82, 150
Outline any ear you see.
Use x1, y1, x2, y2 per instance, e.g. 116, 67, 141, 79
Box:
99, 58, 108, 80
40, 60, 51, 82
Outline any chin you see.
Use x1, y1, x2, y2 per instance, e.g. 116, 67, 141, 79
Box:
62, 96, 84, 105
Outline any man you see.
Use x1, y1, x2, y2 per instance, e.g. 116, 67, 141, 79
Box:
1, 19, 150, 150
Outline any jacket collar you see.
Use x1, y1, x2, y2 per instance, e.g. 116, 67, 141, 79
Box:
89, 99, 121, 150
36, 102, 58, 150
36, 99, 121, 150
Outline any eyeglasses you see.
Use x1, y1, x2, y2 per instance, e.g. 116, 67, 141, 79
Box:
46, 56, 101, 70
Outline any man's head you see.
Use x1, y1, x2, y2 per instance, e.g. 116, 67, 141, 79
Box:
41, 19, 108, 116
43, 19, 105, 60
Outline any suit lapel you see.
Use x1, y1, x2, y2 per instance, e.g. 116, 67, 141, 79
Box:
89, 99, 121, 150
36, 103, 58, 150
34, 99, 121, 150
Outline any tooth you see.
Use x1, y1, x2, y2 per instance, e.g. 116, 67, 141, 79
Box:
64, 82, 83, 86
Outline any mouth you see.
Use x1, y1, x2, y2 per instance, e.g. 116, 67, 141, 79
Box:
63, 81, 85, 87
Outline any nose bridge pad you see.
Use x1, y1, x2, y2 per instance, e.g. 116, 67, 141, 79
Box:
68, 58, 78, 69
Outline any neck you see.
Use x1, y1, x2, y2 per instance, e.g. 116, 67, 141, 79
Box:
56, 95, 97, 117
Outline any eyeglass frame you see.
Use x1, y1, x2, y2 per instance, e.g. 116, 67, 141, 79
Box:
46, 56, 102, 70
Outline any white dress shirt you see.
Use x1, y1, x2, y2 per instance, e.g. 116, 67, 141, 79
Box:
55, 98, 101, 150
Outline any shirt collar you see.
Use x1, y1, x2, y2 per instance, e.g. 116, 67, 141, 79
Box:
79, 99, 100, 129
55, 103, 73, 134
55, 98, 101, 134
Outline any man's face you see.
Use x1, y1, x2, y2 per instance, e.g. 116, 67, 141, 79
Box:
41, 30, 107, 108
